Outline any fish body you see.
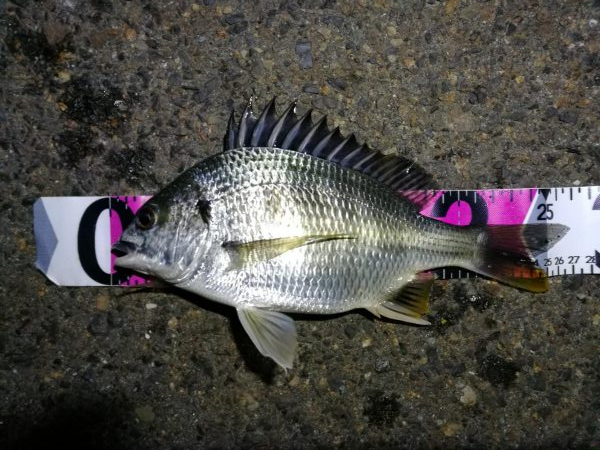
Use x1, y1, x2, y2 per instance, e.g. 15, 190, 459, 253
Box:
114, 98, 568, 369
156, 146, 472, 313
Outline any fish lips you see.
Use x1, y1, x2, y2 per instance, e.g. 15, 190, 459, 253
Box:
112, 240, 141, 270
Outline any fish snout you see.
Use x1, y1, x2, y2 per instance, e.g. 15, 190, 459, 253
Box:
112, 240, 137, 256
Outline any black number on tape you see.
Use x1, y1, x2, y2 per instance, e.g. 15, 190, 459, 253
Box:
536, 203, 554, 220
78, 198, 135, 285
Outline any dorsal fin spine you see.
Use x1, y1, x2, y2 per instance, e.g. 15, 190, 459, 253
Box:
237, 98, 256, 147
326, 134, 354, 161
225, 97, 437, 208
251, 97, 277, 146
352, 151, 378, 170
225, 110, 237, 150
312, 127, 340, 157
268, 100, 297, 147
281, 110, 312, 149
297, 116, 328, 153
339, 145, 365, 166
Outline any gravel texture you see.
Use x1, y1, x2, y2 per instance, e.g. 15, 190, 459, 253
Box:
1, 0, 599, 448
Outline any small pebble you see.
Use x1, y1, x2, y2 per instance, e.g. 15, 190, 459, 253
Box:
302, 84, 320, 94
442, 421, 463, 437
295, 41, 313, 70
344, 324, 358, 339
96, 294, 110, 311
459, 385, 477, 406
54, 70, 71, 84
402, 57, 416, 68
167, 317, 178, 330
375, 358, 391, 373
240, 393, 260, 411
327, 78, 347, 91
87, 313, 109, 336
135, 405, 155, 423
558, 110, 578, 124
223, 12, 244, 25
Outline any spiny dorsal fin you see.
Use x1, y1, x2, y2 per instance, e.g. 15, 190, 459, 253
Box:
223, 97, 437, 208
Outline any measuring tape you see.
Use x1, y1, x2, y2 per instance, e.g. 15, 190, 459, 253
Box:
34, 186, 600, 286
420, 186, 600, 279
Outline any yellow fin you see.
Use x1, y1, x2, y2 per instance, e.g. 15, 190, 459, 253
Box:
223, 234, 354, 270
371, 274, 433, 325
470, 224, 568, 292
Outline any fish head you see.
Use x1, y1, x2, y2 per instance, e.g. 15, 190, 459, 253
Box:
113, 175, 211, 283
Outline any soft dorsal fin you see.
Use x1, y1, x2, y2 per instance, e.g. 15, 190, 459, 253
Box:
223, 97, 437, 208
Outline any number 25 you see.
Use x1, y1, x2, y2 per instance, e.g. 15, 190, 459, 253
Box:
537, 203, 554, 220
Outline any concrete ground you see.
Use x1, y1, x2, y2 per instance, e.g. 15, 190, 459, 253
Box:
1, 0, 599, 448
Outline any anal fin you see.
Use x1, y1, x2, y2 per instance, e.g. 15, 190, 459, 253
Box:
370, 273, 433, 325
237, 307, 297, 370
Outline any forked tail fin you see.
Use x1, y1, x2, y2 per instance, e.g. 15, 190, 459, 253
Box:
470, 224, 569, 292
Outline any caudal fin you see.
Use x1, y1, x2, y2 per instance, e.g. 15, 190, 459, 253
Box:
470, 224, 569, 292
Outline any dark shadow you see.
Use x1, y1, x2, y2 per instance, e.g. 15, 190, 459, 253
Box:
173, 288, 279, 382
116, 283, 425, 382
3, 389, 140, 450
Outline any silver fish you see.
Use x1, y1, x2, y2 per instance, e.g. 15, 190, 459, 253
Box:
114, 98, 568, 369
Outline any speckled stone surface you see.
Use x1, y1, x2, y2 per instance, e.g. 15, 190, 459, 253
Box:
1, 0, 599, 448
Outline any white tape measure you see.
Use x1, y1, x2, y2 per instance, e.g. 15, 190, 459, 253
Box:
526, 187, 600, 276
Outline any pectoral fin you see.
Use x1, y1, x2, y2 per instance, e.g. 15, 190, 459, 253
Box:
237, 307, 297, 370
223, 234, 354, 270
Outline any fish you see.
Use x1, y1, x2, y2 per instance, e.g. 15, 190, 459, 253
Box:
113, 97, 569, 370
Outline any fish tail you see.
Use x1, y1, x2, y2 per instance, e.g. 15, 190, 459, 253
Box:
469, 224, 569, 292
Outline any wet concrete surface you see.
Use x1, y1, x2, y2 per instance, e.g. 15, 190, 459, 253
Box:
1, 0, 599, 448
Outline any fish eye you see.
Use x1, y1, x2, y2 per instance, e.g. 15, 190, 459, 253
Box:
136, 204, 158, 230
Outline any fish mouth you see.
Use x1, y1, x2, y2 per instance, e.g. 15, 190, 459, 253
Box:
112, 240, 137, 256
112, 240, 140, 269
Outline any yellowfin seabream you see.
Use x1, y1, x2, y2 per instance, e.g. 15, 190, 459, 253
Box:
114, 98, 568, 369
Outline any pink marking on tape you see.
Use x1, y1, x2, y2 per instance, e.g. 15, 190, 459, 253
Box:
419, 189, 537, 226
110, 196, 152, 286
485, 189, 537, 225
